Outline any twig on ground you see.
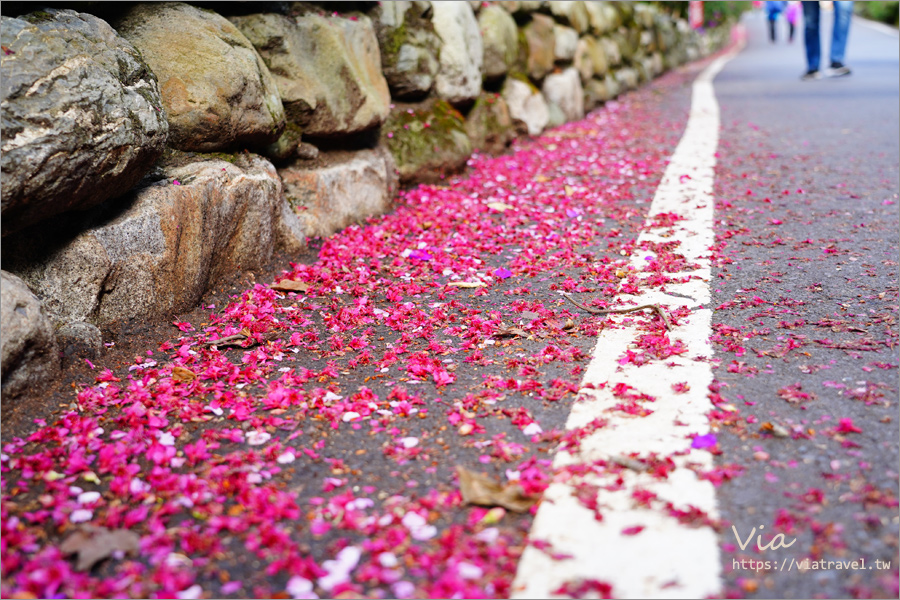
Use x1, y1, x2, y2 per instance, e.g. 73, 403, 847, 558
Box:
563, 293, 674, 331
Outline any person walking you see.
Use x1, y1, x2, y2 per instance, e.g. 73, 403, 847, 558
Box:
786, 1, 801, 42
766, 1, 787, 42
801, 1, 854, 79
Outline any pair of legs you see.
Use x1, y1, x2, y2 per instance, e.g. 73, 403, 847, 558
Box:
802, 1, 853, 73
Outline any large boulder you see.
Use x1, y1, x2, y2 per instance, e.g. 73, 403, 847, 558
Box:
432, 1, 483, 105
372, 1, 440, 100
381, 99, 472, 184
0, 9, 168, 238
519, 13, 555, 82
554, 24, 579, 62
542, 67, 584, 122
465, 92, 515, 155
6, 154, 305, 327
1, 271, 59, 401
502, 76, 549, 136
548, 1, 590, 33
478, 4, 518, 82
232, 12, 390, 137
113, 3, 283, 153
278, 146, 398, 239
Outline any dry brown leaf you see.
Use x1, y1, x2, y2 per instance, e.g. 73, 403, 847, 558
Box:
486, 201, 514, 212
171, 366, 196, 382
60, 525, 140, 571
271, 279, 309, 293
447, 281, 487, 288
496, 326, 529, 338
564, 185, 574, 197
456, 466, 539, 513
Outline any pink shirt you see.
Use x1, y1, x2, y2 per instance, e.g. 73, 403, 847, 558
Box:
786, 2, 801, 24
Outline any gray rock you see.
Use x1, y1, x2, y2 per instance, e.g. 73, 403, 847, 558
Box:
518, 1, 546, 12
585, 35, 610, 76
432, 1, 483, 105
542, 67, 584, 122
278, 146, 398, 238
548, 1, 590, 33
519, 13, 555, 82
604, 73, 621, 100
7, 154, 305, 327
601, 36, 622, 67
634, 3, 657, 29
573, 37, 595, 82
296, 142, 320, 161
113, 3, 284, 153
381, 99, 472, 184
233, 12, 390, 137
583, 77, 611, 110
57, 322, 103, 360
263, 126, 304, 163
554, 25, 579, 62
465, 92, 515, 155
584, 1, 614, 35
1, 271, 59, 401
502, 76, 549, 136
478, 4, 518, 81
613, 67, 639, 92
0, 9, 168, 237
651, 52, 664, 78
546, 101, 566, 128
372, 1, 441, 100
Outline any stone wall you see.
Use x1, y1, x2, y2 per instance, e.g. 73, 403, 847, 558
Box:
0, 1, 731, 400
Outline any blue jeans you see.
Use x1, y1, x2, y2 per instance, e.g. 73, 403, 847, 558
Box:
802, 1, 853, 70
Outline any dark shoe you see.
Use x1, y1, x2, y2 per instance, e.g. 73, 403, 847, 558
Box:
801, 69, 822, 80
829, 62, 852, 77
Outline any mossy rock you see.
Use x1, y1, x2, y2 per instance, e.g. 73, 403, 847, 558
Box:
465, 92, 515, 155
381, 99, 472, 184
372, 1, 440, 100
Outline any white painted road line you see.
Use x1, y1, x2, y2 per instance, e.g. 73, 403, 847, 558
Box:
512, 48, 742, 600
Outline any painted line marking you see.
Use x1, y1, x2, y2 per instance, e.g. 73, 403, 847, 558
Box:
512, 48, 741, 600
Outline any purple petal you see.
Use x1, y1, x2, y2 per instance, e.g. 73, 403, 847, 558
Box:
691, 433, 718, 449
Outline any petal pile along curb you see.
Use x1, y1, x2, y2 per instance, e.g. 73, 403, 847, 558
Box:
3, 54, 730, 600
512, 48, 742, 599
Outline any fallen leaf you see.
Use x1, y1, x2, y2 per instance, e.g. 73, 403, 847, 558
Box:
487, 201, 514, 212
271, 279, 309, 293
495, 326, 529, 339
60, 525, 140, 571
456, 466, 538, 512
172, 366, 196, 382
447, 281, 487, 288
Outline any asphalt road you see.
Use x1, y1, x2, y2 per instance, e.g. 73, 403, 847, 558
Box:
711, 10, 899, 599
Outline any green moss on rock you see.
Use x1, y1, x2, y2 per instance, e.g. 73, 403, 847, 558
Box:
381, 99, 472, 184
